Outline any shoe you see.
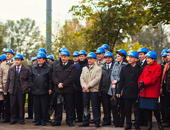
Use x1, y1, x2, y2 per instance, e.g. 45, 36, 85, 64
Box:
134, 123, 140, 130
67, 122, 75, 127
163, 122, 170, 127
158, 122, 164, 130
102, 122, 111, 126
90, 119, 95, 124
75, 119, 82, 123
125, 124, 132, 130
79, 123, 89, 127
35, 121, 41, 126
95, 123, 101, 128
26, 117, 33, 119
10, 121, 17, 125
18, 121, 25, 125
146, 122, 152, 130
2, 119, 10, 123
51, 122, 61, 126
41, 121, 47, 126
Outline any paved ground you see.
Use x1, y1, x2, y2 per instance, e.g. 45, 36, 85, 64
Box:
0, 120, 169, 130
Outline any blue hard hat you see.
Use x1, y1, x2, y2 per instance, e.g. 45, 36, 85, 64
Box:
101, 44, 111, 50
104, 51, 113, 57
96, 47, 105, 54
138, 48, 149, 54
14, 54, 24, 60
145, 51, 157, 59
0, 54, 7, 61
116, 49, 127, 56
37, 52, 47, 59
59, 48, 68, 53
4, 49, 14, 54
60, 50, 70, 56
87, 52, 97, 59
161, 52, 167, 57
161, 49, 167, 54
73, 51, 79, 57
31, 57, 37, 61
128, 51, 139, 58
167, 49, 170, 53
38, 48, 47, 54
47, 55, 55, 61
79, 50, 87, 55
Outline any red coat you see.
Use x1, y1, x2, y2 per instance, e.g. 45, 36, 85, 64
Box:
138, 61, 162, 98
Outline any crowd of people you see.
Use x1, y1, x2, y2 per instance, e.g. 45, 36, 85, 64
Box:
0, 44, 170, 130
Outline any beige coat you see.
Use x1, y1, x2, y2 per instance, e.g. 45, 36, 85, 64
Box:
0, 61, 10, 100
80, 63, 102, 92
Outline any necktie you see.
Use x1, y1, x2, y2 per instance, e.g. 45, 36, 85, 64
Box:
16, 67, 20, 74
107, 64, 109, 70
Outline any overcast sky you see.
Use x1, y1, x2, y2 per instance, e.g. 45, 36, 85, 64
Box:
0, 0, 78, 34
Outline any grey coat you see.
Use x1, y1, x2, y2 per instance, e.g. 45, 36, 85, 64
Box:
108, 61, 127, 96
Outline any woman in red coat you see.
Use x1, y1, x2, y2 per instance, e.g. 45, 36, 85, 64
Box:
138, 51, 164, 130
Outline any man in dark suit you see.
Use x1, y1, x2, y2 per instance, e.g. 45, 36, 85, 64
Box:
116, 51, 141, 130
52, 49, 76, 127
136, 48, 149, 127
137, 48, 149, 68
5, 54, 30, 124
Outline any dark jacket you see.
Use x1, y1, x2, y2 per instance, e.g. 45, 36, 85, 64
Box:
100, 62, 114, 93
6, 65, 31, 94
117, 64, 141, 99
166, 67, 170, 92
31, 63, 52, 95
73, 63, 82, 91
137, 59, 147, 70
52, 61, 76, 94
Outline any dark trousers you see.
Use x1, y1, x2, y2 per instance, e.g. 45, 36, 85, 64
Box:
83, 92, 100, 125
123, 98, 136, 125
54, 93, 75, 124
27, 92, 33, 119
100, 92, 111, 123
160, 94, 170, 123
74, 91, 83, 121
10, 93, 26, 122
0, 100, 3, 119
3, 94, 10, 121
33, 95, 48, 123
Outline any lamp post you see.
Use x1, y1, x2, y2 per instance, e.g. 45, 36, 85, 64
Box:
46, 0, 52, 53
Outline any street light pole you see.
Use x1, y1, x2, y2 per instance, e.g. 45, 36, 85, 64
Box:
46, 0, 52, 53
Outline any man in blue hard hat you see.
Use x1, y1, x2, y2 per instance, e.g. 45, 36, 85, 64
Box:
31, 52, 53, 126
72, 51, 84, 123
96, 47, 105, 67
0, 54, 9, 120
72, 51, 79, 64
47, 55, 55, 63
161, 49, 170, 127
137, 48, 149, 68
80, 52, 102, 127
2, 49, 15, 123
99, 51, 114, 126
160, 49, 168, 126
161, 49, 168, 65
116, 51, 141, 130
6, 54, 30, 125
101, 44, 111, 51
4, 49, 15, 65
52, 50, 76, 127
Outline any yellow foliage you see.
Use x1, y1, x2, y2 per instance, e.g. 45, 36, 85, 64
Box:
113, 42, 153, 53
